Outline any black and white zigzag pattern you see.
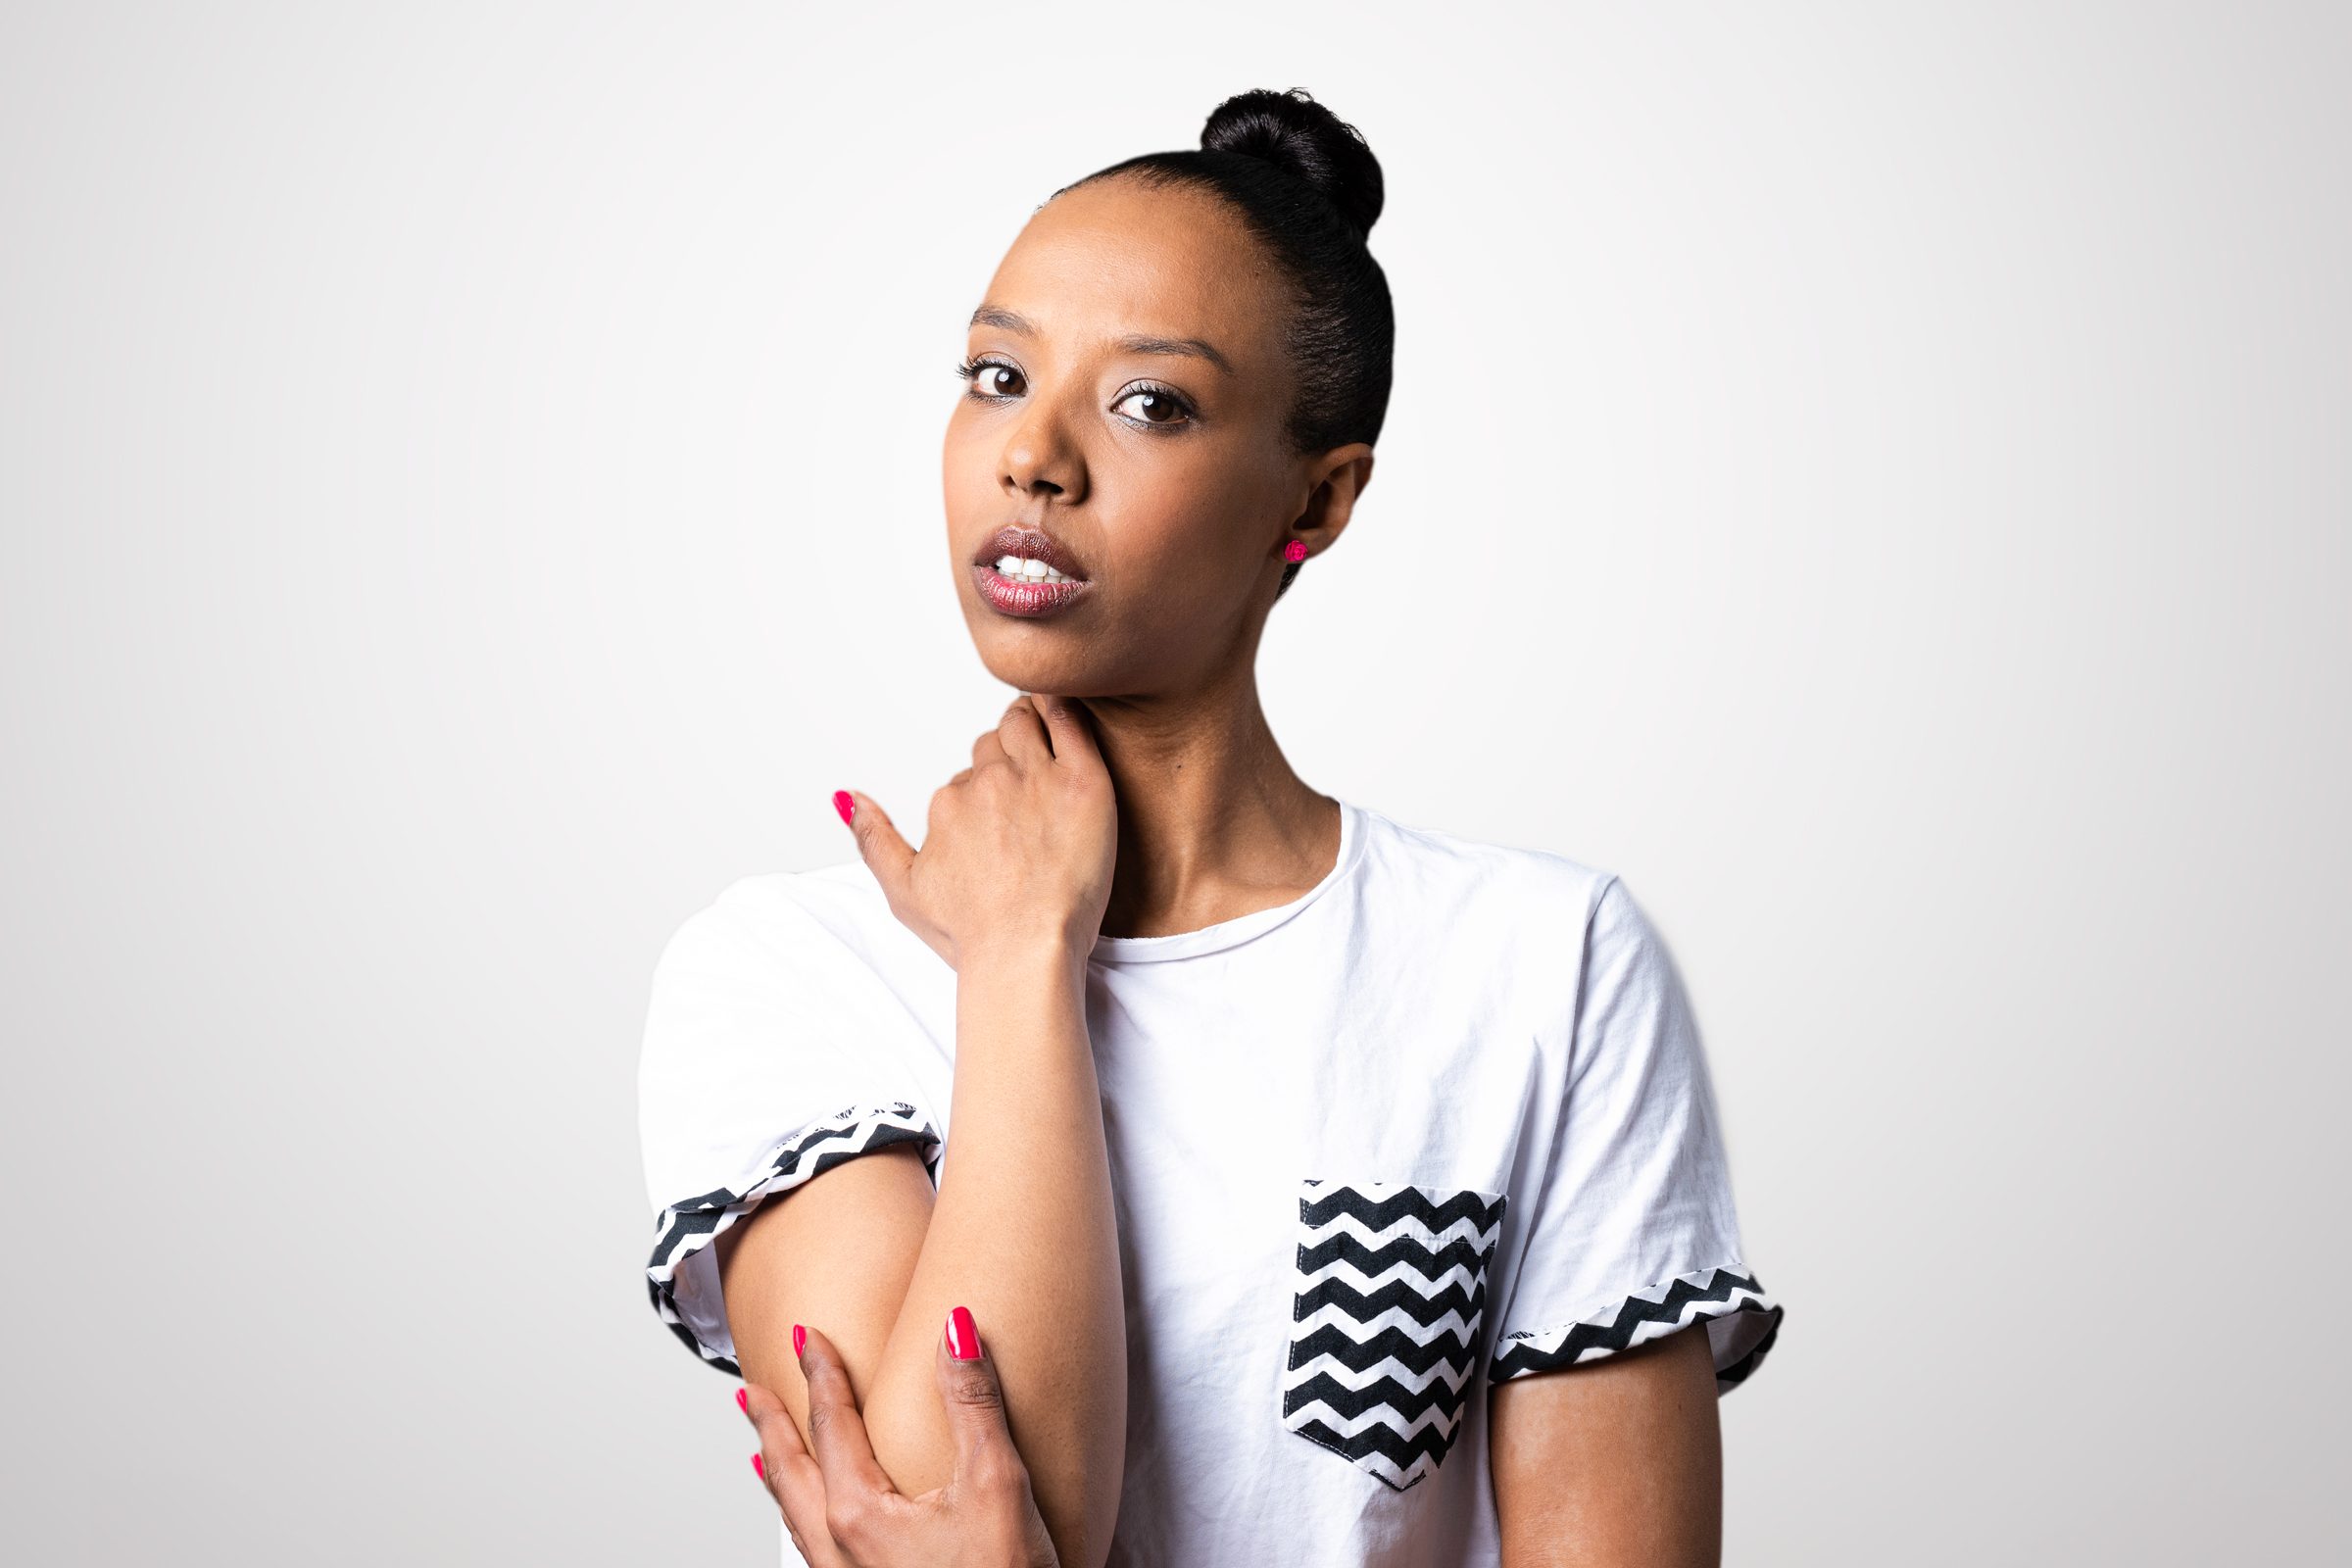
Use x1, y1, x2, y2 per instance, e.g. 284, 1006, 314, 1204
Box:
645, 1101, 942, 1376
1488, 1264, 1784, 1391
1281, 1178, 1508, 1492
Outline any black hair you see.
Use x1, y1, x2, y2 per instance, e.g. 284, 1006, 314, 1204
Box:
1059, 87, 1394, 602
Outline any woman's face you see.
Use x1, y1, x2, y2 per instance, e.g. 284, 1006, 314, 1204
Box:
944, 173, 1370, 699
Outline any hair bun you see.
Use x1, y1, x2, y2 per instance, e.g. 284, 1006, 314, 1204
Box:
1200, 87, 1383, 240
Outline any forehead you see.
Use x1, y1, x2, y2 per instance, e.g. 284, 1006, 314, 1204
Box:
979, 174, 1290, 363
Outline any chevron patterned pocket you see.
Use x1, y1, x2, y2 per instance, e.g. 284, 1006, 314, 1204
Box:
1280, 1177, 1508, 1492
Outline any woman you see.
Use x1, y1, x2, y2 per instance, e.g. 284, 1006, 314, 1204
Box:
638, 87, 1785, 1567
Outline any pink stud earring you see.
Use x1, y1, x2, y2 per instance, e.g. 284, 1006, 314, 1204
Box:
1283, 539, 1308, 564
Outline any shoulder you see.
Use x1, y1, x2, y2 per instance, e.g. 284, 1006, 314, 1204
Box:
1348, 799, 1623, 941
639, 858, 950, 1102
653, 856, 919, 991
1345, 800, 1690, 1025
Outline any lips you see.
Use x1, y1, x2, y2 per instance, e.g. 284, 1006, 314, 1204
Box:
971, 562, 1090, 618
975, 524, 1090, 581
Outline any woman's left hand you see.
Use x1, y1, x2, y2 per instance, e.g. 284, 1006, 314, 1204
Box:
741, 1310, 1061, 1568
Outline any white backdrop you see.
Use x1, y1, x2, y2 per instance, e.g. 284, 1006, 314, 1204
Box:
3, 2, 2345, 1562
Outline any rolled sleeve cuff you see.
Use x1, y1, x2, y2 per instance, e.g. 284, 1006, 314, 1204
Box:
644, 1101, 943, 1376
1488, 1263, 1784, 1394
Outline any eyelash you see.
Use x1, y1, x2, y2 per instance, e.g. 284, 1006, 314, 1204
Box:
954, 356, 1198, 431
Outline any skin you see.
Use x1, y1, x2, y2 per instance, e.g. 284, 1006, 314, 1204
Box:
743, 1316, 1059, 1567
723, 689, 1123, 1568
716, 170, 1726, 1566
941, 172, 1373, 944
1489, 1326, 1725, 1566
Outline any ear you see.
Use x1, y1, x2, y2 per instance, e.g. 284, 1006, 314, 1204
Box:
1284, 443, 1375, 563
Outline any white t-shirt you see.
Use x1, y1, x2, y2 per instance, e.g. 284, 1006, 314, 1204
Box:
638, 795, 1784, 1566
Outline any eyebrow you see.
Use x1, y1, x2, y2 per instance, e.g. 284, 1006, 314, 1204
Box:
968, 305, 1233, 374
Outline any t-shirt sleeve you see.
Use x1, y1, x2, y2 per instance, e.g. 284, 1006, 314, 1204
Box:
1487, 874, 1785, 1393
636, 877, 944, 1378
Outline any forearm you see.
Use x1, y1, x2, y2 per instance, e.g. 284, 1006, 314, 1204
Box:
865, 934, 1126, 1566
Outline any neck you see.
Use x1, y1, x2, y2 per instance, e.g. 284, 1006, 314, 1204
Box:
1070, 661, 1340, 941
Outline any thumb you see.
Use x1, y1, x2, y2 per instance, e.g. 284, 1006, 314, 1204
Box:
934, 1305, 1019, 1478
837, 789, 915, 902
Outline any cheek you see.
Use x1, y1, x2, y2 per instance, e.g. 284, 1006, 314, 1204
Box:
1113, 454, 1278, 594
942, 423, 1010, 534
1136, 442, 1280, 538
941, 416, 984, 497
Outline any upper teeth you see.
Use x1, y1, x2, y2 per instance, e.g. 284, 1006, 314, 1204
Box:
995, 555, 1076, 583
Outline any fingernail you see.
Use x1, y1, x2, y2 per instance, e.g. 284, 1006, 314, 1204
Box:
946, 1304, 980, 1361
832, 790, 854, 825
735, 1387, 748, 1414
793, 1323, 807, 1358
751, 1452, 764, 1481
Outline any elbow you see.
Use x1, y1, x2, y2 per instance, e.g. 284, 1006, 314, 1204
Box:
855, 1372, 961, 1499
860, 1361, 1123, 1568
1023, 1416, 1125, 1568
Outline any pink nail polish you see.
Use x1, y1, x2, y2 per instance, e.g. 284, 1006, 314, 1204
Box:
946, 1304, 980, 1361
752, 1452, 765, 1481
793, 1323, 807, 1358
735, 1387, 748, 1414
832, 790, 854, 825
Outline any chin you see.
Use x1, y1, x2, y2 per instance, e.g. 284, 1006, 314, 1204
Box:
973, 645, 1089, 696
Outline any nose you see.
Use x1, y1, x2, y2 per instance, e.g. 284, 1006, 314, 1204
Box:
1001, 401, 1085, 504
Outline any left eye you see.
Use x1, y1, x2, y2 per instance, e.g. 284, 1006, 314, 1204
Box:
1112, 386, 1191, 426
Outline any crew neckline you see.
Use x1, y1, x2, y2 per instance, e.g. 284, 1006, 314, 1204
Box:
1088, 795, 1365, 964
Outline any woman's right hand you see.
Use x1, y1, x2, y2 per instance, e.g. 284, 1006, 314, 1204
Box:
838, 694, 1116, 971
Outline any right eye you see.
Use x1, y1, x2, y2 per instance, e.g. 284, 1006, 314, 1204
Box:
957, 357, 1026, 400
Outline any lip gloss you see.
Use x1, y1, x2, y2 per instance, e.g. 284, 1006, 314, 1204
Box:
973, 562, 1092, 618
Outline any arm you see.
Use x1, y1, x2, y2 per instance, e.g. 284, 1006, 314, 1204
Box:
718, 694, 1126, 1568
1489, 1324, 1723, 1567
715, 1143, 936, 1463
859, 933, 1122, 1560
744, 1312, 1061, 1568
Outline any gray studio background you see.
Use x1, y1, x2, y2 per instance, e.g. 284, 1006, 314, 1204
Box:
3, 3, 2344, 1562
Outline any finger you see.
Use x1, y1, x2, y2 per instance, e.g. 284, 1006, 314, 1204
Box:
1029, 693, 1101, 766
997, 694, 1052, 760
840, 790, 915, 906
798, 1323, 905, 1511
969, 722, 1010, 771
743, 1382, 833, 1549
934, 1304, 1022, 1484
